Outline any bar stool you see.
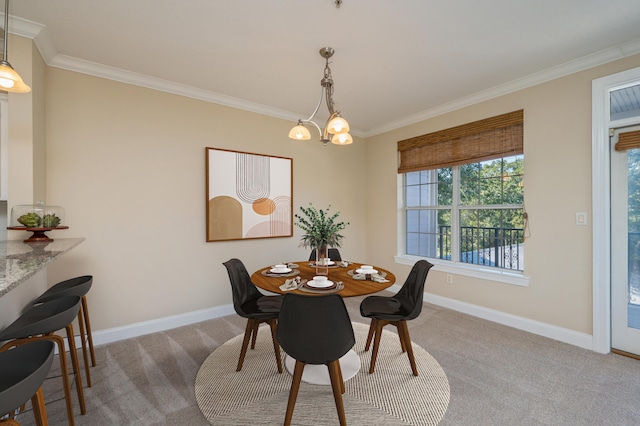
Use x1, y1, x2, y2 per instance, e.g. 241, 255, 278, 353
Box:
0, 296, 86, 426
33, 275, 95, 387
0, 340, 55, 425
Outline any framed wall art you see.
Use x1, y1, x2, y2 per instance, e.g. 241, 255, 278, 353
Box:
206, 147, 293, 242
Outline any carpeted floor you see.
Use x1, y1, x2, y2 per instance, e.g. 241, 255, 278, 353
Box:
12, 296, 640, 425
195, 322, 450, 425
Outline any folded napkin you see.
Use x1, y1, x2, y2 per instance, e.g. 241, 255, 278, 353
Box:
352, 273, 389, 283
279, 278, 301, 291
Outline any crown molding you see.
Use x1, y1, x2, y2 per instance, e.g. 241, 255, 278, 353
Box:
50, 53, 305, 121
13, 15, 640, 139
365, 37, 640, 137
0, 13, 44, 39
0, 13, 57, 64
46, 52, 369, 137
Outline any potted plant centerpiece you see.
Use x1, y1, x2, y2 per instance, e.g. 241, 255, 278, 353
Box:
295, 203, 349, 275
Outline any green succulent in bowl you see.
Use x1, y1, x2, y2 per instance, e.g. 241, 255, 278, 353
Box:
42, 214, 62, 228
17, 212, 42, 227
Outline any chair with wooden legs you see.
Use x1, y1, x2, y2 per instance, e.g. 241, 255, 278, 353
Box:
0, 340, 55, 426
0, 296, 86, 426
276, 293, 355, 426
223, 258, 284, 373
32, 275, 95, 387
359, 260, 433, 376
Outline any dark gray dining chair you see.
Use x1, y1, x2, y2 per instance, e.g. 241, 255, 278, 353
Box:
276, 293, 355, 426
360, 260, 433, 376
223, 258, 284, 373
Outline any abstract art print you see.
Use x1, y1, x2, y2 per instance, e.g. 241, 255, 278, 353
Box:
206, 147, 293, 242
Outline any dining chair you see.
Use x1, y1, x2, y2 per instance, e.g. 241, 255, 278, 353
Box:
276, 293, 355, 426
308, 248, 342, 261
0, 296, 86, 426
223, 258, 284, 373
359, 259, 434, 376
32, 275, 96, 387
0, 340, 55, 426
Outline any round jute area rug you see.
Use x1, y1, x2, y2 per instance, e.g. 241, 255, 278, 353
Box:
195, 322, 449, 425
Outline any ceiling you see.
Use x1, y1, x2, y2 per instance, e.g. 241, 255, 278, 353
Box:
6, 0, 640, 137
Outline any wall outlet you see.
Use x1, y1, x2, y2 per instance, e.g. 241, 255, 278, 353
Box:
446, 273, 453, 284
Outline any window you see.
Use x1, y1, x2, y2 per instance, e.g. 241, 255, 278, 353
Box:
398, 110, 525, 273
404, 155, 524, 271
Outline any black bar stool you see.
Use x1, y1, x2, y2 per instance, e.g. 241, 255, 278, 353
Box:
0, 340, 55, 425
33, 275, 95, 386
0, 296, 86, 426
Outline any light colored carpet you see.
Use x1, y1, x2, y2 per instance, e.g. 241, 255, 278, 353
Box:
195, 322, 450, 425
14, 297, 640, 425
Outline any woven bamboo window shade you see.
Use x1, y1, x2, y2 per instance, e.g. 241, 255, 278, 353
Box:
397, 109, 524, 173
615, 130, 640, 151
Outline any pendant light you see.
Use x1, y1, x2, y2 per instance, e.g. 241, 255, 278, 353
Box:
288, 47, 352, 145
0, 0, 30, 93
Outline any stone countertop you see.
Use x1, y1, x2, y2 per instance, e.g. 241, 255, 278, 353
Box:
0, 238, 85, 297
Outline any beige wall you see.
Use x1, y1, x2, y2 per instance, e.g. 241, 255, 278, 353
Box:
365, 54, 640, 335
31, 39, 47, 204
7, 34, 39, 210
7, 34, 640, 339
42, 68, 367, 331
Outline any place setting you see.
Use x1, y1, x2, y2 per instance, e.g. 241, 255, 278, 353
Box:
347, 265, 390, 283
261, 263, 300, 278
300, 275, 344, 294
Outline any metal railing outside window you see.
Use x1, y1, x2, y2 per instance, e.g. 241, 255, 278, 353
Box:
428, 225, 524, 271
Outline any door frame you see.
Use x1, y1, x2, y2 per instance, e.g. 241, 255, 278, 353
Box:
592, 66, 640, 353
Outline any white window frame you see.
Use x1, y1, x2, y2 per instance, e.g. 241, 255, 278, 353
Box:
395, 161, 530, 287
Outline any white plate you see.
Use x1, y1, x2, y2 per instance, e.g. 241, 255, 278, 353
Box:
307, 279, 334, 288
270, 268, 292, 274
356, 268, 378, 275
314, 260, 335, 266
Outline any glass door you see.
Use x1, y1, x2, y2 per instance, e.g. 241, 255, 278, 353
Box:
611, 124, 640, 355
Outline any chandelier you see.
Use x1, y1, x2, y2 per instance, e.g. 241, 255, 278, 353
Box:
288, 47, 352, 145
0, 0, 30, 93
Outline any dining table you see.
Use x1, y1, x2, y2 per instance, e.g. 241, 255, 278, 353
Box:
250, 260, 396, 385
251, 260, 396, 297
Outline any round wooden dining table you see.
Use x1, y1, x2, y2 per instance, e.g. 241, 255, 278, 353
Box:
251, 260, 396, 385
250, 260, 396, 297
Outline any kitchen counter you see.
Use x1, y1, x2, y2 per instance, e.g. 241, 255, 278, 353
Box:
0, 238, 85, 297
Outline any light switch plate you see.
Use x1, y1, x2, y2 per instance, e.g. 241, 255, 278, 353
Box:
576, 212, 587, 226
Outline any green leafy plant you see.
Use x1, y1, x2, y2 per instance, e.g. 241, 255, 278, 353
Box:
294, 203, 349, 249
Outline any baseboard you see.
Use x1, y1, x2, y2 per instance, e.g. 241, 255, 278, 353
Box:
81, 289, 593, 351
90, 304, 235, 347
423, 291, 594, 350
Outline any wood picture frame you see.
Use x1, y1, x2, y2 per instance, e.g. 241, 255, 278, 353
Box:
206, 147, 293, 242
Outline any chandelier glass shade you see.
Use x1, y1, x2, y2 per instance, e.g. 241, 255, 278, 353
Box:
288, 47, 352, 145
0, 0, 30, 93
288, 121, 311, 140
